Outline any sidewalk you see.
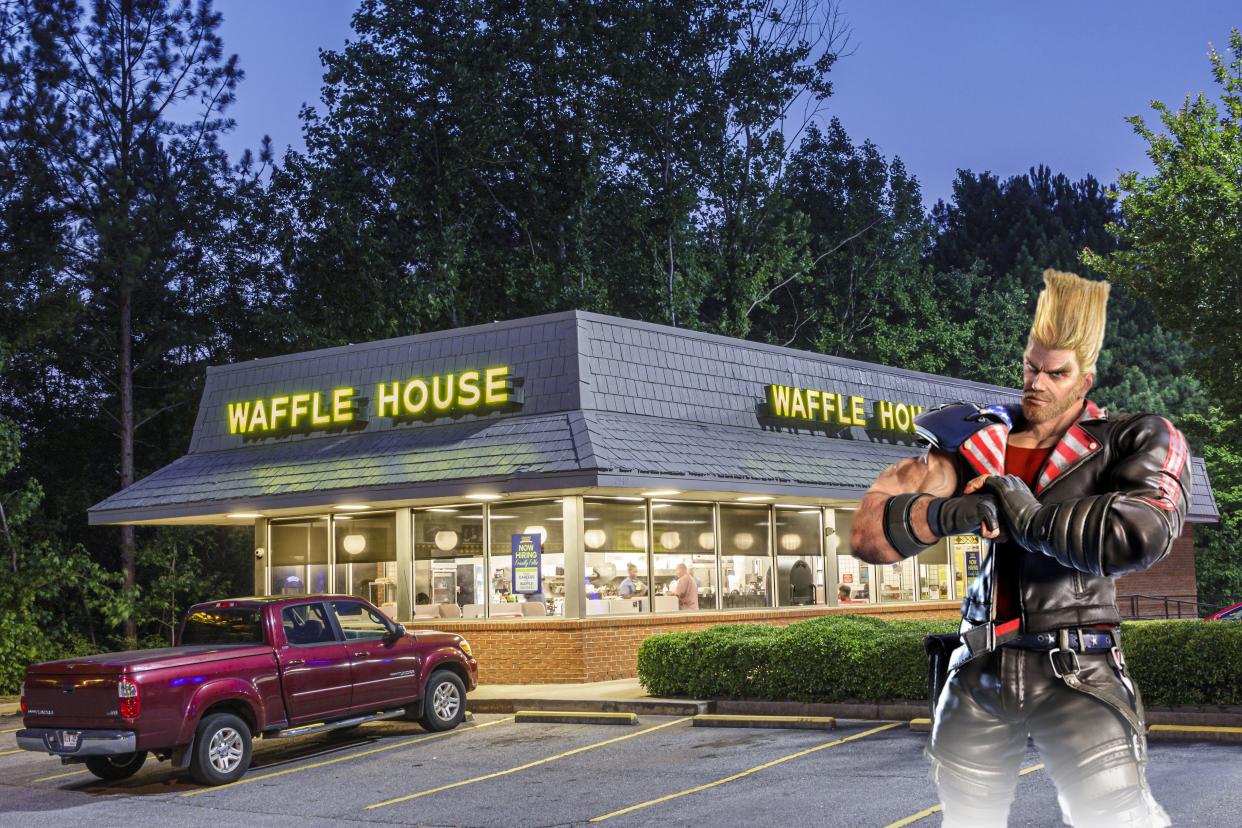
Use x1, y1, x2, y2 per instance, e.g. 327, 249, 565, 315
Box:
467, 678, 709, 715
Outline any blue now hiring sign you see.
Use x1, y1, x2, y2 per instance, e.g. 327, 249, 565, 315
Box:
512, 533, 542, 594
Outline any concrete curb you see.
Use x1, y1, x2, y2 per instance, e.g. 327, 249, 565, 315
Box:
713, 699, 927, 721
0, 703, 19, 717
692, 714, 836, 731
514, 710, 639, 726
468, 697, 709, 716
1146, 724, 1242, 744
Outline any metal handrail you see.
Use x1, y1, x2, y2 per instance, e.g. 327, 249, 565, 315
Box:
1120, 593, 1202, 620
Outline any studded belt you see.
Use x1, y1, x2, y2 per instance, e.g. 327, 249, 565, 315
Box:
1002, 628, 1116, 653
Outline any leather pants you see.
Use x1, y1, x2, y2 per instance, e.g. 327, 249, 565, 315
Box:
925, 645, 1169, 828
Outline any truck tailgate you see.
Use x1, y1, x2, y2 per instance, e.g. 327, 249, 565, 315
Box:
22, 673, 123, 729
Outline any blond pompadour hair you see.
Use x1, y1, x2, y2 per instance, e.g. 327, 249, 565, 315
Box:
1027, 269, 1110, 375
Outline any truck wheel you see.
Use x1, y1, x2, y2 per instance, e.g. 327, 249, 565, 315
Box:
84, 751, 148, 781
419, 670, 466, 732
190, 713, 253, 786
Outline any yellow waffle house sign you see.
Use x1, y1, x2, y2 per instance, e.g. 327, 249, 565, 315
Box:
226, 366, 518, 436
765, 384, 924, 433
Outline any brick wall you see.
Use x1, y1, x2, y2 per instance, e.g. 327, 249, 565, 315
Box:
1115, 524, 1198, 618
404, 602, 960, 685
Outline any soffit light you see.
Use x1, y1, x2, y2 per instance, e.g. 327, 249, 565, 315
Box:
334, 504, 371, 511
226, 513, 263, 519
737, 495, 773, 502
641, 490, 681, 497
466, 493, 502, 501
426, 507, 460, 513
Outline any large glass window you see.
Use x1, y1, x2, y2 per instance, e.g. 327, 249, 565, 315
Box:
830, 509, 869, 603
332, 512, 397, 616
584, 499, 649, 615
651, 501, 717, 613
919, 538, 952, 601
879, 556, 916, 602
489, 500, 564, 617
775, 508, 824, 606
414, 505, 486, 619
719, 505, 772, 609
269, 517, 329, 595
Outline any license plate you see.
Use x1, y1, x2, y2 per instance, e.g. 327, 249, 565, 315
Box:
60, 731, 79, 749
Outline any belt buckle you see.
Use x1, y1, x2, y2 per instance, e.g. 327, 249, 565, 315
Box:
1049, 646, 1081, 679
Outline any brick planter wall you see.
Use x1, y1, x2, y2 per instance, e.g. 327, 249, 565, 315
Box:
403, 602, 960, 685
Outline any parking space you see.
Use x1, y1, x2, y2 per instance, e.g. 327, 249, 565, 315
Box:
2, 711, 1240, 827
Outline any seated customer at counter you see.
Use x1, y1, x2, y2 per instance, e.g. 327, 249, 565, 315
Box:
665, 563, 699, 611
838, 584, 858, 604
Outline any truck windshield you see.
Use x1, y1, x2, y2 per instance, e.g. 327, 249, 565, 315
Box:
181, 608, 265, 645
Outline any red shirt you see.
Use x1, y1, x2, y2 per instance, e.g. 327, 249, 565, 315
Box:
993, 444, 1051, 623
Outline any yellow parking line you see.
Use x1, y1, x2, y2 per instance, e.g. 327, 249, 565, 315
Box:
1, 727, 21, 734
589, 722, 902, 823
882, 763, 1045, 828
367, 716, 692, 810
0, 748, 24, 756
180, 716, 513, 798
1149, 724, 1242, 734
33, 769, 90, 783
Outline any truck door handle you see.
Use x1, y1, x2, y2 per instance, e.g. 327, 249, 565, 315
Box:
353, 652, 369, 658
286, 659, 304, 667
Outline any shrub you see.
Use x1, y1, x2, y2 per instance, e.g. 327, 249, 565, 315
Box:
638, 616, 1242, 706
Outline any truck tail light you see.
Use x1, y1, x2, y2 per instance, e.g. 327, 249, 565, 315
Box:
19, 681, 25, 715
118, 679, 140, 718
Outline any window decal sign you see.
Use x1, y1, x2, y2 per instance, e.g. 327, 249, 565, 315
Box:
511, 533, 542, 595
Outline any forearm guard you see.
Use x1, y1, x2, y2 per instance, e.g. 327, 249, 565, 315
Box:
883, 492, 934, 558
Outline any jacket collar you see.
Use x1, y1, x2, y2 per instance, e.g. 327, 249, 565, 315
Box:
958, 399, 1107, 491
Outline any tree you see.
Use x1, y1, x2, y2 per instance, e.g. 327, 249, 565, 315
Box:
1083, 29, 1242, 415
5, 0, 244, 641
929, 166, 1206, 417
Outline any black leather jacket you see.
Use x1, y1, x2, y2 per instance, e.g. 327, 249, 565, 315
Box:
918, 400, 1193, 639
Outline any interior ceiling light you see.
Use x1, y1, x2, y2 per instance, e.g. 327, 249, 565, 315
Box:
425, 507, 460, 513
737, 495, 773, 502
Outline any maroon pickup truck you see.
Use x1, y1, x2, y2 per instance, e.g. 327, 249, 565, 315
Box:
17, 595, 477, 785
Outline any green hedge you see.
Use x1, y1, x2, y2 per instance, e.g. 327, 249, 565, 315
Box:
637, 616, 1242, 707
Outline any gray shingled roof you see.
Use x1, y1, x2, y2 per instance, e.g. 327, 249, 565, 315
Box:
88, 310, 1221, 524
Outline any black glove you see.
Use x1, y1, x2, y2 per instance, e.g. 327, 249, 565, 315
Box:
978, 474, 1045, 549
926, 494, 1000, 537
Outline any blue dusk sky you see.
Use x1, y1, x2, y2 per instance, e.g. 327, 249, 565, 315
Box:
212, 0, 1240, 206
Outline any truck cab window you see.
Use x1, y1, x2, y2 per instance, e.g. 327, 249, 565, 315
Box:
181, 608, 265, 645
329, 600, 390, 640
281, 602, 337, 646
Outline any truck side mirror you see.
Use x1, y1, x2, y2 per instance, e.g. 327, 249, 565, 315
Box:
389, 623, 406, 639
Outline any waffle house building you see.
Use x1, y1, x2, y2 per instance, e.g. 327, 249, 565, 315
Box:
89, 312, 1220, 683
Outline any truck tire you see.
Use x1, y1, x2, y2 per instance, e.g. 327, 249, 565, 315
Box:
189, 712, 253, 786
84, 751, 148, 781
419, 670, 466, 732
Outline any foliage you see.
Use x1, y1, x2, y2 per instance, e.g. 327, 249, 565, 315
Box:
1083, 29, 1242, 415
638, 616, 1242, 707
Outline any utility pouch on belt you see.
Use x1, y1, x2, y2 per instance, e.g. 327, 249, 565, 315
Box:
924, 633, 961, 718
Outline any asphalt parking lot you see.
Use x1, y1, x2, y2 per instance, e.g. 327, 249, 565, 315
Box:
2, 711, 1239, 827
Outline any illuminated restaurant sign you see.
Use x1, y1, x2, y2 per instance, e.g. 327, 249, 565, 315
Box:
765, 383, 925, 433
227, 366, 519, 436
